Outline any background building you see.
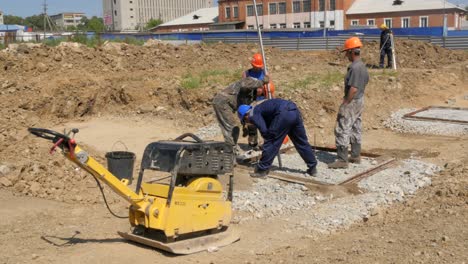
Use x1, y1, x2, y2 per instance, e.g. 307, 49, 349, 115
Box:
153, 7, 218, 32
103, 0, 214, 32
217, 0, 467, 30
0, 10, 4, 25
346, 0, 466, 30
50, 13, 85, 30
217, 0, 352, 30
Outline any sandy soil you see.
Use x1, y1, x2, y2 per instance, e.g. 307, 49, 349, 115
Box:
0, 40, 467, 263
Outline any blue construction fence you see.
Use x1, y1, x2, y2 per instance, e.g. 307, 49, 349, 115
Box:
89, 26, 468, 41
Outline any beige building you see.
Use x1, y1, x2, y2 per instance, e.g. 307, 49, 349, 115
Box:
50, 13, 85, 30
0, 10, 4, 25
103, 0, 214, 32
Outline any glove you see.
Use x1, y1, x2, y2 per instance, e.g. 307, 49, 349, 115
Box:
262, 75, 270, 84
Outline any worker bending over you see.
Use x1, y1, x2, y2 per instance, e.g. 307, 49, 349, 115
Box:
328, 37, 369, 169
238, 98, 318, 178
213, 77, 267, 150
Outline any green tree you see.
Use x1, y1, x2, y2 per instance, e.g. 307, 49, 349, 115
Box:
87, 16, 105, 32
24, 14, 46, 31
4, 15, 25, 25
76, 16, 105, 32
145, 18, 163, 30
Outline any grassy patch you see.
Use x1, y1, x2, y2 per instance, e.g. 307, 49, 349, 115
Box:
286, 71, 343, 91
181, 68, 243, 89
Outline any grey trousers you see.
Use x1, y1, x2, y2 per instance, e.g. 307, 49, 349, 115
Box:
213, 96, 239, 146
335, 98, 364, 147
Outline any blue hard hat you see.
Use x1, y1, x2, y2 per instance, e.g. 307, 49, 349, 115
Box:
237, 105, 252, 121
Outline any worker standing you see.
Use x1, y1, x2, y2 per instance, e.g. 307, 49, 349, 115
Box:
379, 24, 393, 69
242, 53, 274, 147
213, 77, 267, 150
328, 37, 369, 169
238, 99, 318, 178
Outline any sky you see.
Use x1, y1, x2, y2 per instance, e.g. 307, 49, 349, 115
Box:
0, 0, 466, 18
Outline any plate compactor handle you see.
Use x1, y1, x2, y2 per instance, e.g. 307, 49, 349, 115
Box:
175, 133, 204, 143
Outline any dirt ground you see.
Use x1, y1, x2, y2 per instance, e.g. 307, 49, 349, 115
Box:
0, 40, 467, 263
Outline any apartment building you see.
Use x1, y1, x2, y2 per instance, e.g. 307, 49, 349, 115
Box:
103, 0, 213, 32
347, 0, 466, 30
0, 10, 4, 25
50, 13, 85, 30
217, 0, 353, 30
217, 0, 466, 30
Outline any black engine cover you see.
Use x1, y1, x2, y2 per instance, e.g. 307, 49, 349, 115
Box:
140, 133, 234, 176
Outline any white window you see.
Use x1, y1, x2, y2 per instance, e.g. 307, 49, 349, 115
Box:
246, 5, 254, 16
247, 25, 254, 29
304, 22, 311, 28
384, 18, 392, 28
319, 21, 324, 28
256, 4, 263, 16
303, 0, 311, 12
367, 19, 375, 26
259, 24, 263, 29
278, 2, 286, 14
279, 23, 286, 28
402, 17, 410, 28
419, 16, 428, 27
233, 6, 238, 18
270, 24, 277, 29
293, 1, 301, 13
225, 7, 231, 19
269, 3, 277, 14
293, 22, 301, 28
329, 20, 335, 28
351, 20, 359, 26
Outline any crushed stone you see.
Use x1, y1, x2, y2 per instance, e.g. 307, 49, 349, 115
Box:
383, 109, 468, 136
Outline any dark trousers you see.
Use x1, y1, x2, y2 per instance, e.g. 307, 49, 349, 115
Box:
258, 108, 317, 171
380, 48, 393, 68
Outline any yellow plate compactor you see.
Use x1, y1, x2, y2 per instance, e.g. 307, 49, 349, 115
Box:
28, 128, 239, 254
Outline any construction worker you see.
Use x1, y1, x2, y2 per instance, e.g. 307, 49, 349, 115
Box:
213, 77, 267, 150
379, 24, 393, 68
242, 53, 273, 147
238, 99, 318, 178
328, 37, 369, 169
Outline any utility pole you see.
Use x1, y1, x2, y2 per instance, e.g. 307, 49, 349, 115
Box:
323, 0, 327, 37
443, 0, 448, 47
43, 0, 47, 40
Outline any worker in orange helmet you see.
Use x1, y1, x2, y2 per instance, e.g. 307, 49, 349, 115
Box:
328, 37, 369, 169
241, 53, 275, 148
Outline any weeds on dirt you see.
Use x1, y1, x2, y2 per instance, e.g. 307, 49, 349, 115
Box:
181, 68, 244, 89
286, 71, 343, 91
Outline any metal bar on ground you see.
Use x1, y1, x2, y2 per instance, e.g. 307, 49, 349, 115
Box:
402, 106, 468, 125
338, 158, 397, 185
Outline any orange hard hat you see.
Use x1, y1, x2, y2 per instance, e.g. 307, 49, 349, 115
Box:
342, 37, 363, 51
263, 82, 275, 96
251, 53, 264, 68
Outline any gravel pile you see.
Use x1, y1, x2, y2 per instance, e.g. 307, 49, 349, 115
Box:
233, 158, 441, 233
195, 124, 222, 140
271, 151, 377, 184
232, 178, 318, 220
383, 109, 468, 136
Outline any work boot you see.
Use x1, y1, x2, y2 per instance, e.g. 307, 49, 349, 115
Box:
328, 146, 349, 169
349, 143, 361, 164
250, 167, 269, 178
306, 166, 318, 177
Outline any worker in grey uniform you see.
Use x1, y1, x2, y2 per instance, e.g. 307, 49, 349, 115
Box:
328, 37, 369, 169
213, 77, 267, 149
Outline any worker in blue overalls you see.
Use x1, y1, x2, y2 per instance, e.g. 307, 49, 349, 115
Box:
238, 99, 318, 178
